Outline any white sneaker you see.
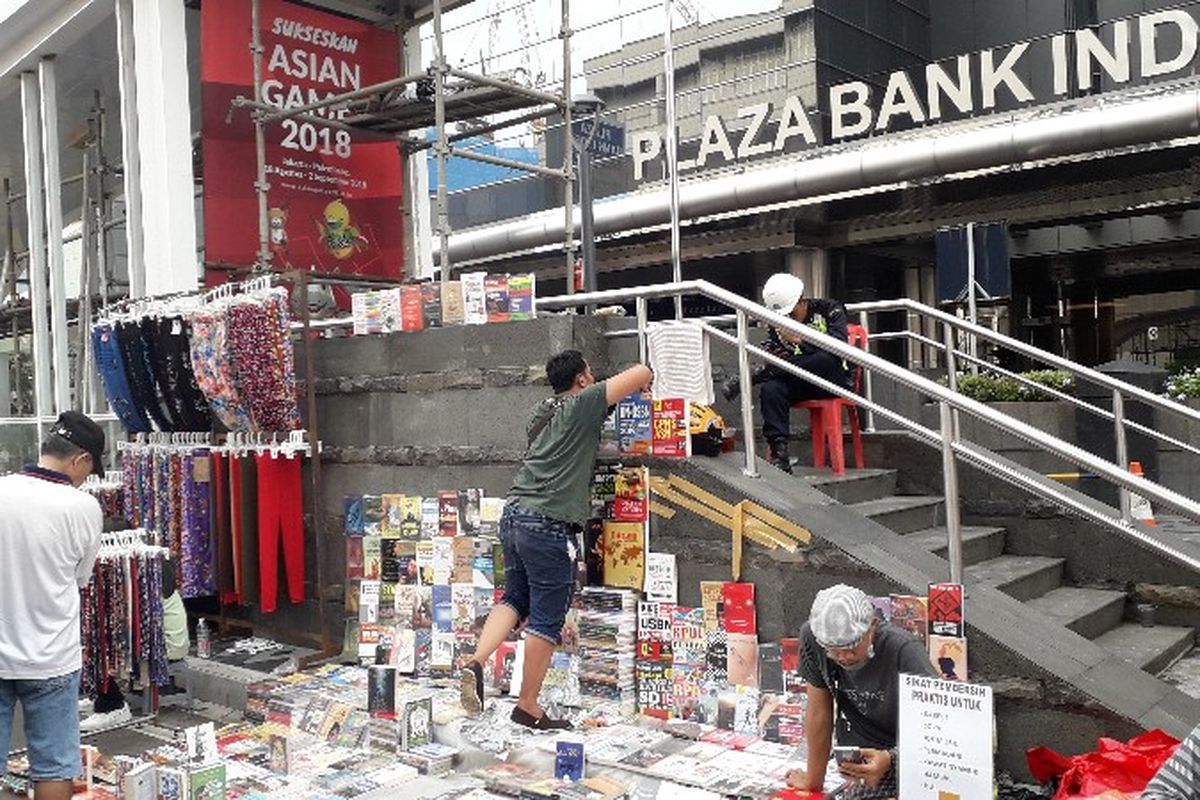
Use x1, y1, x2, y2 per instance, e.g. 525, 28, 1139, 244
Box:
80, 704, 132, 733
78, 698, 94, 715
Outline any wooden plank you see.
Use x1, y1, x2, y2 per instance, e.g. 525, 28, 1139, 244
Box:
649, 500, 677, 519
744, 501, 813, 544
667, 474, 736, 516
732, 500, 745, 581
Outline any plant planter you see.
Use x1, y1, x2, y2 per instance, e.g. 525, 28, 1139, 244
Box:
921, 400, 1076, 453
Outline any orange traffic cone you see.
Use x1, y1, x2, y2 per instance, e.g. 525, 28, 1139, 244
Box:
1129, 461, 1156, 525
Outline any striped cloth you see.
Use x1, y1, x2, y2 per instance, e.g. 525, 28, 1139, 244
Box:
646, 321, 714, 405
1143, 724, 1199, 800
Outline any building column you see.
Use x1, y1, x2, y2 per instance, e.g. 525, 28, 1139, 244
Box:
39, 57, 70, 412
786, 247, 831, 298
19, 72, 53, 428
118, 0, 199, 297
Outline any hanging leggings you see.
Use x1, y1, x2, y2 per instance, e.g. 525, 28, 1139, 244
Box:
93, 324, 151, 433
180, 450, 216, 598
190, 311, 255, 432
229, 455, 260, 606
256, 454, 304, 613
212, 452, 237, 604
116, 320, 173, 431
227, 299, 301, 432
148, 316, 213, 432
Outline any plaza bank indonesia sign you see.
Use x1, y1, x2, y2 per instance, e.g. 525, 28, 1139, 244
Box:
632, 9, 1200, 182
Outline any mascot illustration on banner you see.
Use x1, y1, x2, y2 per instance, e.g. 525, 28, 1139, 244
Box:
268, 206, 289, 258
317, 199, 368, 259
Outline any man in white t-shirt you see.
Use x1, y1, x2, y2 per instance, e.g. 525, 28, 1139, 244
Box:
0, 412, 105, 800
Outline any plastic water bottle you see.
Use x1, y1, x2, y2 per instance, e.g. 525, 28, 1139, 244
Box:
197, 618, 211, 659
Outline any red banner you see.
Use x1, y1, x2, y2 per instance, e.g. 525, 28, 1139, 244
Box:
201, 0, 404, 281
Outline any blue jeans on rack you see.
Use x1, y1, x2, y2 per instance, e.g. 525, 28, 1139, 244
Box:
93, 324, 151, 433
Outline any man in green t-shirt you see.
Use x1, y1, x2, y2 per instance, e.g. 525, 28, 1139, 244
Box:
459, 350, 652, 729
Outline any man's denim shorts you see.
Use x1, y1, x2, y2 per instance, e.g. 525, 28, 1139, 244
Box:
497, 503, 580, 645
0, 670, 82, 782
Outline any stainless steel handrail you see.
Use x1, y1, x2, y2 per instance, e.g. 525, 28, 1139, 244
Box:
848, 297, 1200, 425
537, 280, 1200, 579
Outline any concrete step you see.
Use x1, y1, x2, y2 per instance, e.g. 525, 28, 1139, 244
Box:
1160, 646, 1200, 700
1094, 624, 1196, 675
965, 555, 1065, 601
1025, 587, 1127, 640
851, 495, 945, 534
801, 468, 898, 505
906, 526, 1006, 566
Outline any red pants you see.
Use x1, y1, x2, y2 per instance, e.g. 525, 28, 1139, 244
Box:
255, 453, 304, 612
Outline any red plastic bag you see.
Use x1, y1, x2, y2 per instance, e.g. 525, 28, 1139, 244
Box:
1027, 729, 1180, 799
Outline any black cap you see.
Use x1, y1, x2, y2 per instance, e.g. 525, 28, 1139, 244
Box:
51, 411, 106, 476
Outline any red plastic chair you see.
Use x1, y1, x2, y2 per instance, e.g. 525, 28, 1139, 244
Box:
794, 323, 867, 476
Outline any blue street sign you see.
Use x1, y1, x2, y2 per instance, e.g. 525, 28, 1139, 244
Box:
572, 118, 626, 158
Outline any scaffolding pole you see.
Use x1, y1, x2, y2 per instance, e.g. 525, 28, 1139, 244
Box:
251, 0, 271, 270
434, 0, 451, 284
663, 0, 682, 319
561, 0, 574, 294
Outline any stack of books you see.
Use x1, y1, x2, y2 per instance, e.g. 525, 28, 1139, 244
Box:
577, 587, 638, 711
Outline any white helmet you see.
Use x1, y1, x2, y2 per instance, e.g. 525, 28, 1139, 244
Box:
762, 273, 806, 316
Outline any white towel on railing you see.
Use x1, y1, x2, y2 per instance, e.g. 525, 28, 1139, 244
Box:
647, 321, 714, 405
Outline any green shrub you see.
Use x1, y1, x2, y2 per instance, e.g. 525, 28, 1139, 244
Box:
1165, 367, 1200, 400
941, 370, 1074, 402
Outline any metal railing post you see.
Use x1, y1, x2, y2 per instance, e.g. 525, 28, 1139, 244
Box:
939, 401, 964, 585
737, 310, 759, 477
942, 322, 960, 439
1114, 389, 1131, 523
636, 297, 648, 364
858, 310, 875, 432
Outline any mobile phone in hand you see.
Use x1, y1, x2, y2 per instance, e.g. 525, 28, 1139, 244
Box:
833, 746, 864, 765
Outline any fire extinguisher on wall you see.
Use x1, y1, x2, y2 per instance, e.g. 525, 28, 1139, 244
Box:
573, 257, 584, 292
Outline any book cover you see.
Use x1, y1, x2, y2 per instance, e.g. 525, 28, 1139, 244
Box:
779, 637, 803, 694
358, 623, 383, 664
638, 601, 674, 663
758, 643, 785, 694
480, 496, 504, 536
872, 596, 893, 624
416, 541, 435, 586
396, 541, 419, 585
722, 583, 757, 636
380, 539, 403, 583
432, 585, 452, 633
441, 281, 465, 325
412, 587, 434, 629
420, 497, 440, 540
381, 494, 404, 539
493, 540, 506, 587
413, 629, 432, 676
422, 283, 443, 328
432, 538, 453, 585
399, 496, 423, 540
401, 285, 424, 332
351, 291, 370, 336
484, 274, 511, 323
363, 537, 382, 581
430, 631, 455, 673
451, 583, 476, 634
362, 496, 383, 536
700, 581, 724, 632
367, 665, 397, 717
644, 552, 677, 603
187, 763, 225, 800
379, 288, 401, 334
616, 394, 653, 456
402, 697, 434, 750
602, 521, 646, 591
344, 495, 364, 536
156, 766, 188, 800
555, 741, 586, 782
727, 632, 759, 688
345, 581, 361, 615
472, 538, 495, 589
890, 594, 929, 645
927, 582, 965, 638
636, 660, 674, 718
672, 663, 705, 722
651, 398, 690, 458
929, 634, 968, 681
395, 584, 418, 628
359, 581, 381, 625
438, 490, 459, 536
457, 489, 482, 535
508, 273, 535, 321
396, 628, 417, 674
452, 536, 476, 584
319, 702, 352, 741
705, 629, 729, 684
590, 463, 618, 519
494, 641, 519, 693
613, 465, 649, 522
346, 538, 364, 580
461, 272, 488, 325
336, 710, 370, 749
379, 584, 397, 623
671, 606, 707, 667
583, 519, 605, 586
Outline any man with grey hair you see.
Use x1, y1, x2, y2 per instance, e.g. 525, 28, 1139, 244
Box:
0, 412, 105, 800
786, 584, 938, 798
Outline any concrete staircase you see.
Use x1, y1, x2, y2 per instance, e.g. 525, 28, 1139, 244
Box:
803, 466, 1198, 691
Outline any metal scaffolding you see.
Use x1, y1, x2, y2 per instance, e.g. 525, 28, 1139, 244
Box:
230, 0, 581, 288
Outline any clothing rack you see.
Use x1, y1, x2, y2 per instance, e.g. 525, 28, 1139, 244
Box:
97, 273, 280, 326
116, 429, 319, 458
